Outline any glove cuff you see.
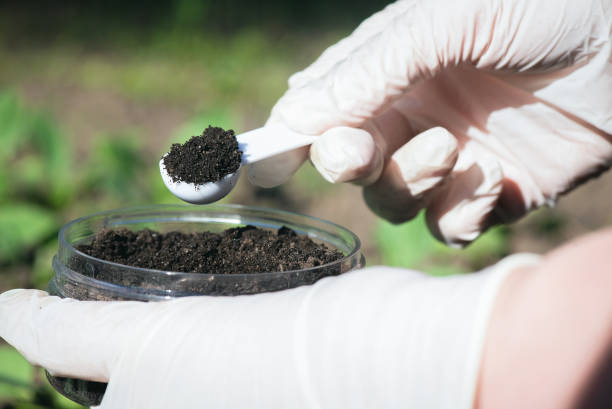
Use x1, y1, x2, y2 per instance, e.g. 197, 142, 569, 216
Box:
459, 253, 541, 408
295, 253, 541, 409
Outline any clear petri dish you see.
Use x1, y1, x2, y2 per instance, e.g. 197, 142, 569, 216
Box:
46, 204, 365, 406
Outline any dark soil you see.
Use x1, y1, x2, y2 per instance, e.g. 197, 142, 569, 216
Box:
162, 126, 242, 184
77, 225, 342, 274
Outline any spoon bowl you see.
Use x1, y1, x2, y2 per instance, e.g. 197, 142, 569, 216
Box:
160, 124, 317, 204
159, 158, 241, 204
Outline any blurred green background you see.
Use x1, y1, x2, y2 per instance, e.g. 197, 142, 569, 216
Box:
1, 1, 611, 407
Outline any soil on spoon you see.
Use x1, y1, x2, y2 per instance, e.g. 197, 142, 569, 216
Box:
162, 126, 242, 184
76, 225, 343, 274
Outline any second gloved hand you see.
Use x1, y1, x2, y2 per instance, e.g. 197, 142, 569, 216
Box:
0, 256, 537, 409
248, 0, 612, 247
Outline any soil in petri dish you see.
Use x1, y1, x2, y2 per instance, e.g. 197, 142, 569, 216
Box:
162, 126, 242, 184
50, 226, 345, 408
76, 225, 343, 274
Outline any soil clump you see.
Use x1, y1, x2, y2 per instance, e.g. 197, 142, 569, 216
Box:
162, 126, 242, 184
77, 225, 343, 273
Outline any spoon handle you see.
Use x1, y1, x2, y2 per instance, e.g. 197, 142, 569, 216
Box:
236, 124, 318, 164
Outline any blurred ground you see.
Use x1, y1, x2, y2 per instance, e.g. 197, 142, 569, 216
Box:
4, 41, 610, 268
0, 2, 611, 408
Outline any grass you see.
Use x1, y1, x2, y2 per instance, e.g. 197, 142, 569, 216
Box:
0, 30, 301, 118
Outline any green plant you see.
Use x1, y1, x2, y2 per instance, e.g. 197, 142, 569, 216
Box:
82, 134, 146, 203
0, 93, 67, 266
0, 204, 57, 265
375, 212, 510, 276
0, 346, 84, 409
0, 93, 73, 209
0, 346, 32, 403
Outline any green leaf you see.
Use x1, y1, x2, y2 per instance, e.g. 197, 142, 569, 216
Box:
0, 92, 30, 163
0, 346, 34, 401
0, 348, 86, 408
375, 213, 442, 270
375, 213, 510, 276
26, 116, 73, 207
0, 167, 9, 202
50, 388, 88, 409
460, 225, 510, 270
83, 135, 146, 202
13, 402, 52, 409
0, 92, 73, 207
0, 204, 58, 264
32, 239, 59, 290
36, 372, 87, 409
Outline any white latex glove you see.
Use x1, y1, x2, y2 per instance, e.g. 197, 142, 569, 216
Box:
0, 255, 538, 409
248, 0, 612, 247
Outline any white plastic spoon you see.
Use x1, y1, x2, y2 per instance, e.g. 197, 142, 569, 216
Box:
160, 123, 317, 204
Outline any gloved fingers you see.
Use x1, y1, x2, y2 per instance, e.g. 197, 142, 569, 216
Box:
0, 289, 156, 382
254, 101, 420, 188
268, 4, 447, 136
360, 105, 418, 161
425, 157, 504, 248
362, 127, 459, 223
486, 178, 531, 227
309, 127, 384, 185
288, 0, 417, 89
255, 0, 468, 188
269, 0, 608, 136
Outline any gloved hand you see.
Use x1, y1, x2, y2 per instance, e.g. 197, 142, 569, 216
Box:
0, 255, 538, 409
248, 0, 612, 246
